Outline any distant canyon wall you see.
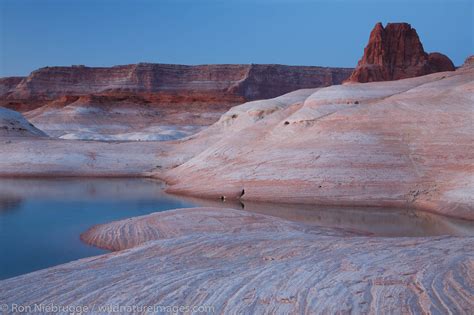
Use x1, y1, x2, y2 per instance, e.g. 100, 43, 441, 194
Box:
0, 63, 353, 111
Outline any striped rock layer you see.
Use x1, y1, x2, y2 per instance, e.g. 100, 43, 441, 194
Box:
1, 207, 472, 314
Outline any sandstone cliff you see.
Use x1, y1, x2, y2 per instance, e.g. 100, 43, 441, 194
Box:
0, 63, 352, 139
0, 77, 24, 96
1, 63, 352, 105
347, 23, 455, 83
163, 66, 474, 220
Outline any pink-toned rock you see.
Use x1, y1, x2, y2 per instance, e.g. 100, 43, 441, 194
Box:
1, 207, 472, 314
0, 77, 23, 96
0, 107, 46, 137
1, 63, 352, 105
346, 23, 455, 83
80, 207, 346, 251
162, 67, 474, 220
460, 55, 474, 69
0, 63, 352, 139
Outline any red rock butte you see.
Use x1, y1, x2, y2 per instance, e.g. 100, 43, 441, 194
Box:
347, 22, 455, 83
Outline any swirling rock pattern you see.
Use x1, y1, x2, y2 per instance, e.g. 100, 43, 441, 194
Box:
80, 207, 348, 251
1, 207, 473, 314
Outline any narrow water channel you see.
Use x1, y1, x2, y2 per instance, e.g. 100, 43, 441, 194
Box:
1, 177, 472, 280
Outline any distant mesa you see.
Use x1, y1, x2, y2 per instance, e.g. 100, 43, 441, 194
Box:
346, 22, 455, 83
0, 63, 353, 111
0, 63, 353, 140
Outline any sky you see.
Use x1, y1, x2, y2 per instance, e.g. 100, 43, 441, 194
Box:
0, 0, 472, 77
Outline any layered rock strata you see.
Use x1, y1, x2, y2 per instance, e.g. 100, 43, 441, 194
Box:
0, 77, 23, 96
0, 63, 352, 106
346, 23, 455, 83
162, 67, 474, 220
0, 63, 352, 139
0, 137, 171, 177
1, 207, 472, 314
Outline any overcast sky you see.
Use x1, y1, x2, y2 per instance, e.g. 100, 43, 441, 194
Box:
0, 0, 472, 76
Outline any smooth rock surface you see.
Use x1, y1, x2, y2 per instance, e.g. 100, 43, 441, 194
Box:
2, 207, 472, 314
0, 107, 46, 137
163, 67, 474, 220
0, 137, 172, 177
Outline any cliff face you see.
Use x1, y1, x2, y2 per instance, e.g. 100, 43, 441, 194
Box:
231, 64, 352, 100
0, 63, 352, 139
347, 23, 455, 83
0, 77, 24, 96
1, 63, 353, 105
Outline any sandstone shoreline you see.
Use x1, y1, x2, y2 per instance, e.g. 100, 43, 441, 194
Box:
1, 207, 472, 314
1, 65, 473, 221
160, 67, 474, 221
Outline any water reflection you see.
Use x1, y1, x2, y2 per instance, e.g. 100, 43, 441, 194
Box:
179, 197, 474, 237
0, 177, 473, 280
0, 178, 195, 280
0, 196, 22, 213
0, 177, 168, 200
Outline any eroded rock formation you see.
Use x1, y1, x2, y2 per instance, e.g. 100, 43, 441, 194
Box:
2, 207, 472, 314
346, 23, 455, 83
0, 63, 352, 139
1, 66, 471, 218
0, 107, 46, 137
0, 77, 23, 96
0, 63, 352, 107
460, 55, 474, 69
162, 66, 474, 220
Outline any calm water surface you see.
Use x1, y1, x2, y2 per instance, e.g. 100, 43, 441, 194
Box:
1, 178, 473, 280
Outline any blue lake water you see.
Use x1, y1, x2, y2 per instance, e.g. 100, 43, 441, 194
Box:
1, 178, 473, 280
0, 178, 198, 280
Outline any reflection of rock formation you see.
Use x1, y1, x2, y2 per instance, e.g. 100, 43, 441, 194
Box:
175, 196, 474, 237
80, 207, 346, 251
0, 196, 22, 213
346, 23, 455, 83
0, 178, 166, 201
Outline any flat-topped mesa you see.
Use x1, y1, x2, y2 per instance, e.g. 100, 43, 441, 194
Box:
1, 63, 353, 105
346, 22, 455, 83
